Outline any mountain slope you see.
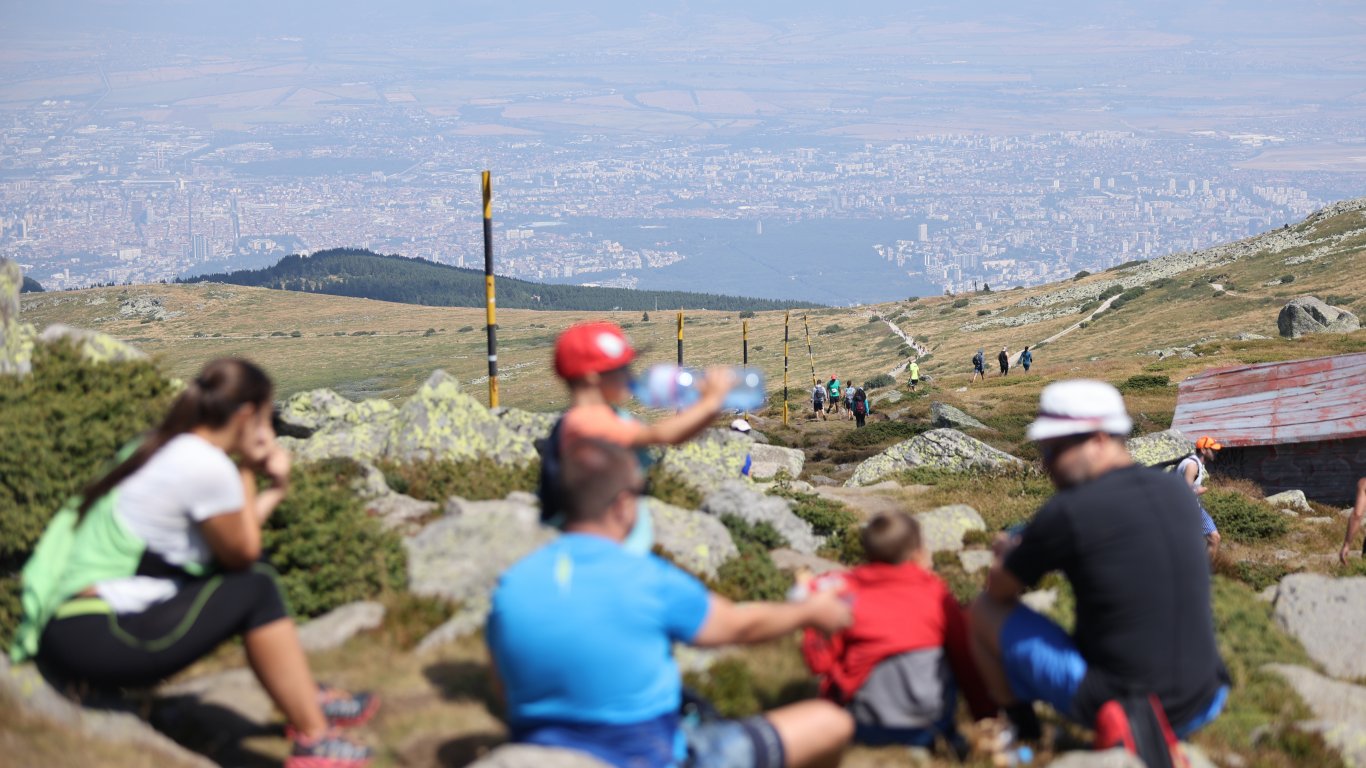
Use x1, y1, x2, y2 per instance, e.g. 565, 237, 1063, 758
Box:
183, 249, 822, 312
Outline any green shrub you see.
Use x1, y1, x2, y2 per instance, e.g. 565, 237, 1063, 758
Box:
774, 493, 858, 539
831, 420, 924, 449
683, 658, 760, 717
819, 524, 866, 565
457, 325, 475, 332
1218, 560, 1294, 592
0, 575, 20, 648
264, 460, 407, 618
1204, 489, 1289, 543
820, 324, 844, 335
722, 515, 788, 550
962, 529, 994, 547
0, 343, 174, 575
1280, 274, 1295, 284
863, 373, 895, 390
646, 466, 705, 510
1078, 301, 1099, 314
1098, 284, 1125, 301
270, 330, 288, 336
1117, 374, 1170, 393
951, 298, 970, 309
379, 457, 537, 502
423, 328, 436, 337
976, 309, 992, 316
1073, 270, 1092, 280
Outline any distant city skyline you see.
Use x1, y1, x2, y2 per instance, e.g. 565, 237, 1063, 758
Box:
3, 1, 1364, 301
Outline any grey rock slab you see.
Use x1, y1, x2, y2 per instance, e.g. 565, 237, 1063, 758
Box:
748, 443, 806, 481
407, 493, 555, 605
1046, 749, 1146, 768
1278, 296, 1360, 339
37, 323, 147, 363
366, 491, 440, 534
1022, 588, 1059, 614
845, 428, 1027, 487
0, 656, 216, 768
1265, 490, 1313, 514
1126, 429, 1193, 468
701, 480, 822, 555
386, 370, 538, 465
650, 498, 739, 580
655, 428, 754, 498
296, 601, 386, 652
467, 744, 613, 768
770, 548, 845, 576
1273, 574, 1366, 679
930, 401, 989, 431
813, 481, 916, 521
158, 667, 274, 729
416, 596, 490, 653
914, 504, 986, 554
959, 550, 995, 574
1266, 663, 1366, 768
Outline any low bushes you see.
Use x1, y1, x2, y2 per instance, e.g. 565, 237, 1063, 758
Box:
831, 420, 925, 449
1117, 373, 1170, 393
1204, 489, 1289, 543
862, 373, 896, 390
380, 457, 537, 502
713, 516, 792, 602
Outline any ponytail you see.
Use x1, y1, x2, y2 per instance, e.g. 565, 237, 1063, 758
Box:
77, 358, 273, 517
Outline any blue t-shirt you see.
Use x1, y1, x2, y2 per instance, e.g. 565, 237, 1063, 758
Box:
487, 534, 711, 764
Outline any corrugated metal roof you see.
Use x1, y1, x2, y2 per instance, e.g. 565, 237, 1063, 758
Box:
1171, 351, 1366, 447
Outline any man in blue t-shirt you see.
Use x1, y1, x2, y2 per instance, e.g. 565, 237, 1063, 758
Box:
488, 439, 854, 768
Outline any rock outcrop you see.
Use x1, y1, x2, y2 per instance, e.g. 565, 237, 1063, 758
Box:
1277, 296, 1360, 339
1266, 664, 1366, 768
914, 505, 986, 554
407, 492, 555, 606
296, 601, 386, 652
701, 480, 822, 555
770, 548, 844, 576
1126, 429, 1192, 467
1273, 574, 1366, 679
654, 428, 754, 498
1, 259, 36, 376
931, 402, 989, 431
1265, 490, 1313, 514
747, 443, 806, 481
845, 428, 1027, 487
650, 498, 739, 579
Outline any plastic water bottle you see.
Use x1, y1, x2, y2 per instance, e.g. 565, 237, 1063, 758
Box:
631, 365, 766, 411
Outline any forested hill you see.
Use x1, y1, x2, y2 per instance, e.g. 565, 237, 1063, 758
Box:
183, 249, 822, 312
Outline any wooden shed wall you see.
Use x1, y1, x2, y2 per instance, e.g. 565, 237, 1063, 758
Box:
1216, 436, 1366, 506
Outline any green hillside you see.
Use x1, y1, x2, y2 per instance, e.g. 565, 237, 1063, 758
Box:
183, 249, 822, 312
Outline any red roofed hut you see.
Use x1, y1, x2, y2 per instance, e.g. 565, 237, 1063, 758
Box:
1171, 351, 1366, 505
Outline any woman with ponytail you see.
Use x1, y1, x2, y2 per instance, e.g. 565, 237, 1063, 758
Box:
21, 358, 375, 768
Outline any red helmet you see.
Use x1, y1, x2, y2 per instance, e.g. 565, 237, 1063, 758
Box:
554, 322, 636, 380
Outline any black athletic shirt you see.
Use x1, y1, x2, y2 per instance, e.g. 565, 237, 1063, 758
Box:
1004, 464, 1230, 726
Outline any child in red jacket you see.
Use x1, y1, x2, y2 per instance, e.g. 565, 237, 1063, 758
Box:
801, 511, 994, 753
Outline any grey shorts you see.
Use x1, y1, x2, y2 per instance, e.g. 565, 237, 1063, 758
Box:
683, 715, 784, 768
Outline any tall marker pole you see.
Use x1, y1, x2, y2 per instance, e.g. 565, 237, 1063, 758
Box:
782, 310, 790, 426
676, 309, 684, 365
482, 171, 499, 408
803, 313, 818, 387
742, 320, 749, 366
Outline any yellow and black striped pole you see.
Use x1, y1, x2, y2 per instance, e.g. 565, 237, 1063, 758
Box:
482, 171, 499, 408
742, 319, 748, 366
803, 313, 818, 388
676, 309, 684, 365
782, 310, 790, 426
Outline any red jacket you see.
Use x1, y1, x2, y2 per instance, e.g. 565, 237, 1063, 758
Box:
800, 562, 994, 720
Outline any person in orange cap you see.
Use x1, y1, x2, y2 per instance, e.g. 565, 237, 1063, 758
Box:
1178, 436, 1222, 562
541, 321, 734, 555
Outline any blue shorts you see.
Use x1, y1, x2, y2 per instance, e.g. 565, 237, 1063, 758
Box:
683, 715, 784, 768
1000, 606, 1229, 735
1199, 506, 1218, 536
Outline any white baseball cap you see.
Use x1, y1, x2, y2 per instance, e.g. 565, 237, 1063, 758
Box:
730, 418, 753, 433
1025, 380, 1133, 442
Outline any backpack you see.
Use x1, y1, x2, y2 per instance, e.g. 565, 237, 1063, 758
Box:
973, 352, 984, 368
813, 386, 825, 403
852, 390, 867, 416
536, 417, 568, 524
1094, 694, 1190, 768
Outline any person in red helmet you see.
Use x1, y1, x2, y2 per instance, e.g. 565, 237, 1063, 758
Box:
543, 322, 734, 555
1178, 436, 1222, 563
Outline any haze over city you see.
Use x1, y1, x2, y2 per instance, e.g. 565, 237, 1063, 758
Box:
3, 0, 1364, 303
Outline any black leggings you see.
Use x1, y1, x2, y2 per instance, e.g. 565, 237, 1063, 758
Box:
39, 564, 289, 689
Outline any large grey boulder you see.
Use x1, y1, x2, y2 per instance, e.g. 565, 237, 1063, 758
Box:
845, 428, 1028, 487
1265, 490, 1313, 514
748, 443, 806, 481
386, 370, 539, 465
1267, 663, 1366, 768
931, 402, 989, 431
468, 745, 612, 768
496, 407, 558, 442
0, 656, 217, 768
651, 498, 739, 579
1126, 429, 1193, 467
277, 388, 396, 433
0, 259, 36, 376
407, 492, 555, 605
38, 323, 147, 364
701, 480, 822, 555
1278, 296, 1360, 339
655, 429, 754, 498
914, 505, 986, 554
365, 492, 440, 534
296, 601, 386, 652
1273, 574, 1366, 679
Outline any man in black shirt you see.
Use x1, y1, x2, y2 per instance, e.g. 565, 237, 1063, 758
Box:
970, 380, 1229, 740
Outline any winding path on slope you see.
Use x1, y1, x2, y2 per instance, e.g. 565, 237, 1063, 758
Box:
867, 312, 930, 376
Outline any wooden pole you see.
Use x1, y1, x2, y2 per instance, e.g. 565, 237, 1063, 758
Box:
676, 309, 684, 366
803, 313, 817, 387
742, 319, 749, 366
482, 171, 498, 408
783, 310, 790, 426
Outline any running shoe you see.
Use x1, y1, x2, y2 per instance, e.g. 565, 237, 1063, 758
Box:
286, 728, 373, 768
318, 685, 380, 728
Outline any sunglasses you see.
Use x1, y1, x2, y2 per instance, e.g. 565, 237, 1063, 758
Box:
1039, 432, 1097, 462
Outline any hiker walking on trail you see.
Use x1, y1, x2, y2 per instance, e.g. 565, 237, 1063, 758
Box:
812, 381, 828, 421
488, 438, 855, 768
998, 346, 1010, 376
969, 380, 1229, 758
971, 350, 986, 383
1020, 346, 1033, 373
13, 359, 377, 768
827, 375, 842, 416
851, 384, 868, 429
1338, 477, 1366, 564
542, 322, 735, 557
908, 360, 920, 391
1178, 436, 1223, 563
844, 376, 855, 419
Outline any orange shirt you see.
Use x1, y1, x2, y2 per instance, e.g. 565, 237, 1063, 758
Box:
560, 404, 646, 449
